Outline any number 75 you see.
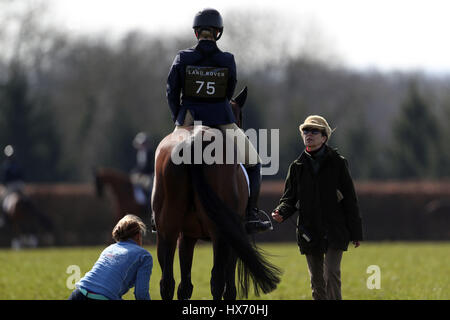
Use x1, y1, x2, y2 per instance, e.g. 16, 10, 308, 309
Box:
196, 81, 215, 95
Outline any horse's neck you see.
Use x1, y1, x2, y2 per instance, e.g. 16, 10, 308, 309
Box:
101, 175, 131, 198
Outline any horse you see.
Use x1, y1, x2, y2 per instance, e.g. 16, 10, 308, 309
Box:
93, 167, 150, 224
152, 87, 281, 300
0, 184, 54, 248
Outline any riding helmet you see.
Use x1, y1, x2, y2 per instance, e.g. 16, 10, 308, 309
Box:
133, 132, 149, 149
4, 145, 14, 157
193, 8, 224, 40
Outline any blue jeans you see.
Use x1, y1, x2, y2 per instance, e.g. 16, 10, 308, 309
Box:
68, 287, 109, 300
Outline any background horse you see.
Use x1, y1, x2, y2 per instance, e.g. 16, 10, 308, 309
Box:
152, 87, 281, 300
0, 185, 54, 248
94, 167, 149, 224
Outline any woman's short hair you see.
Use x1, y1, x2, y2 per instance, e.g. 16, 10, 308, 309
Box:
112, 214, 147, 242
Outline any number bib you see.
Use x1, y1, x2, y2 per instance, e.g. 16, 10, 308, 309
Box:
184, 66, 229, 99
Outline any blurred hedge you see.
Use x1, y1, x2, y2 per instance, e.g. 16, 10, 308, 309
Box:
256, 181, 450, 243
0, 184, 117, 247
0, 181, 449, 247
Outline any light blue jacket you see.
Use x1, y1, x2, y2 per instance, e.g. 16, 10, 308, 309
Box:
77, 240, 153, 300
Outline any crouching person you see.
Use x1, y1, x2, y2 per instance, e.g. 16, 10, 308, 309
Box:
68, 214, 153, 300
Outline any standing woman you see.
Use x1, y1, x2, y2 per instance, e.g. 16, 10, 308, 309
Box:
68, 214, 153, 300
271, 115, 363, 300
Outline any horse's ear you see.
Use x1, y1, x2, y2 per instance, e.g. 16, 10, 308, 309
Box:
232, 86, 248, 109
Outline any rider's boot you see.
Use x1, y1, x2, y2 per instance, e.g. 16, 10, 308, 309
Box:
245, 163, 272, 234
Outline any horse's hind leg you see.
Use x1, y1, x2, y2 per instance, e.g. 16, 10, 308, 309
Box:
177, 234, 197, 300
157, 233, 177, 300
223, 252, 238, 300
211, 239, 232, 300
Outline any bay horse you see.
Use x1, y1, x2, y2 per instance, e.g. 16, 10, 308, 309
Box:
152, 87, 281, 300
94, 167, 149, 223
0, 184, 54, 248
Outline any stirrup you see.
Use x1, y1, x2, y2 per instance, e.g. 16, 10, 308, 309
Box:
245, 221, 272, 234
245, 208, 273, 234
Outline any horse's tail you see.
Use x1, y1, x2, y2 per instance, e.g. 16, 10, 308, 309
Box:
190, 163, 282, 298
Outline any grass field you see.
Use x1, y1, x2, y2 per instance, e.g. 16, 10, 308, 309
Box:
0, 242, 448, 300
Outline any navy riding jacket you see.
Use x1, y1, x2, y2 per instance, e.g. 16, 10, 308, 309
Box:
166, 40, 237, 126
133, 148, 154, 175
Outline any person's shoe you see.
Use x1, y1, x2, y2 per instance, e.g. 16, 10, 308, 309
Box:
245, 207, 272, 234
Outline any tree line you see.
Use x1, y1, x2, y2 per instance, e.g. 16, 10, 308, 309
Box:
1, 3, 450, 182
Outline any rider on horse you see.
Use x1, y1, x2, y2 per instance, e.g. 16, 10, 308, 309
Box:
166, 8, 271, 234
0, 145, 25, 225
130, 132, 154, 207
1, 145, 25, 192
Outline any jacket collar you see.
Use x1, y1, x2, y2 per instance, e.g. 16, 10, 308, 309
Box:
293, 144, 335, 165
195, 40, 220, 53
122, 239, 139, 246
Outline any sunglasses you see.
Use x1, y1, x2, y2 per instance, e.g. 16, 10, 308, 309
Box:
302, 128, 323, 135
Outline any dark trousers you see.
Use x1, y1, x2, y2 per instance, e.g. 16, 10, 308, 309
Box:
305, 248, 343, 300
